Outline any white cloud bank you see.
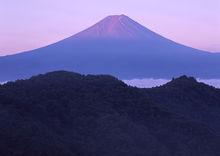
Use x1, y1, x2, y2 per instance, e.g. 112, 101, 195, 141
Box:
0, 81, 8, 85
123, 78, 220, 89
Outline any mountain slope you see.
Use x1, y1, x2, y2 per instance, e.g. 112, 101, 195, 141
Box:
145, 75, 220, 135
0, 71, 220, 156
0, 15, 220, 82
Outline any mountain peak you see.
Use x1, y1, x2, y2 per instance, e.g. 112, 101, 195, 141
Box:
74, 14, 157, 40
105, 14, 127, 18
163, 75, 200, 88
104, 14, 129, 21
173, 75, 197, 82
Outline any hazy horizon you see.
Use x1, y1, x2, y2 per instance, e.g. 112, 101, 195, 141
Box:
124, 78, 220, 89
1, 77, 220, 89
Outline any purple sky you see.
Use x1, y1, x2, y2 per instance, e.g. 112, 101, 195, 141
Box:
1, 0, 220, 55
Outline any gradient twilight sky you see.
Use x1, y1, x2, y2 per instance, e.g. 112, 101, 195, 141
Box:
0, 0, 220, 55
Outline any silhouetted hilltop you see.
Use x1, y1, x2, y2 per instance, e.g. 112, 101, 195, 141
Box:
169, 75, 197, 85
0, 71, 220, 156
145, 75, 220, 135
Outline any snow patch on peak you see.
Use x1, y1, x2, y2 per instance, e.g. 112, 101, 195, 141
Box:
104, 14, 129, 21
74, 14, 160, 40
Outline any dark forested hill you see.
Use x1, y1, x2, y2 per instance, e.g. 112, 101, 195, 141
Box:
144, 76, 220, 135
0, 71, 220, 156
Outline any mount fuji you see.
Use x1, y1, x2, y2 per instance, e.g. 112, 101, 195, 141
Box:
0, 14, 220, 81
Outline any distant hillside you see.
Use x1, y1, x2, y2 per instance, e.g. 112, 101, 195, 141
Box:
145, 76, 220, 135
0, 71, 220, 156
0, 15, 220, 82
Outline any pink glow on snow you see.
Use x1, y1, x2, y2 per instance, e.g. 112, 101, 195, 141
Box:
74, 15, 158, 40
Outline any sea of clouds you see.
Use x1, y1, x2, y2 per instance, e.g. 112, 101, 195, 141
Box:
0, 81, 8, 85
123, 78, 220, 89
1, 79, 220, 89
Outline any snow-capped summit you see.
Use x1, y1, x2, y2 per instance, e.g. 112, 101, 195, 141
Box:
74, 14, 158, 40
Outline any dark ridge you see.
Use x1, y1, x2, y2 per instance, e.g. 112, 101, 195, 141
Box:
144, 75, 220, 137
153, 75, 219, 91
4, 70, 125, 89
0, 71, 220, 156
172, 75, 197, 82
166, 75, 199, 86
